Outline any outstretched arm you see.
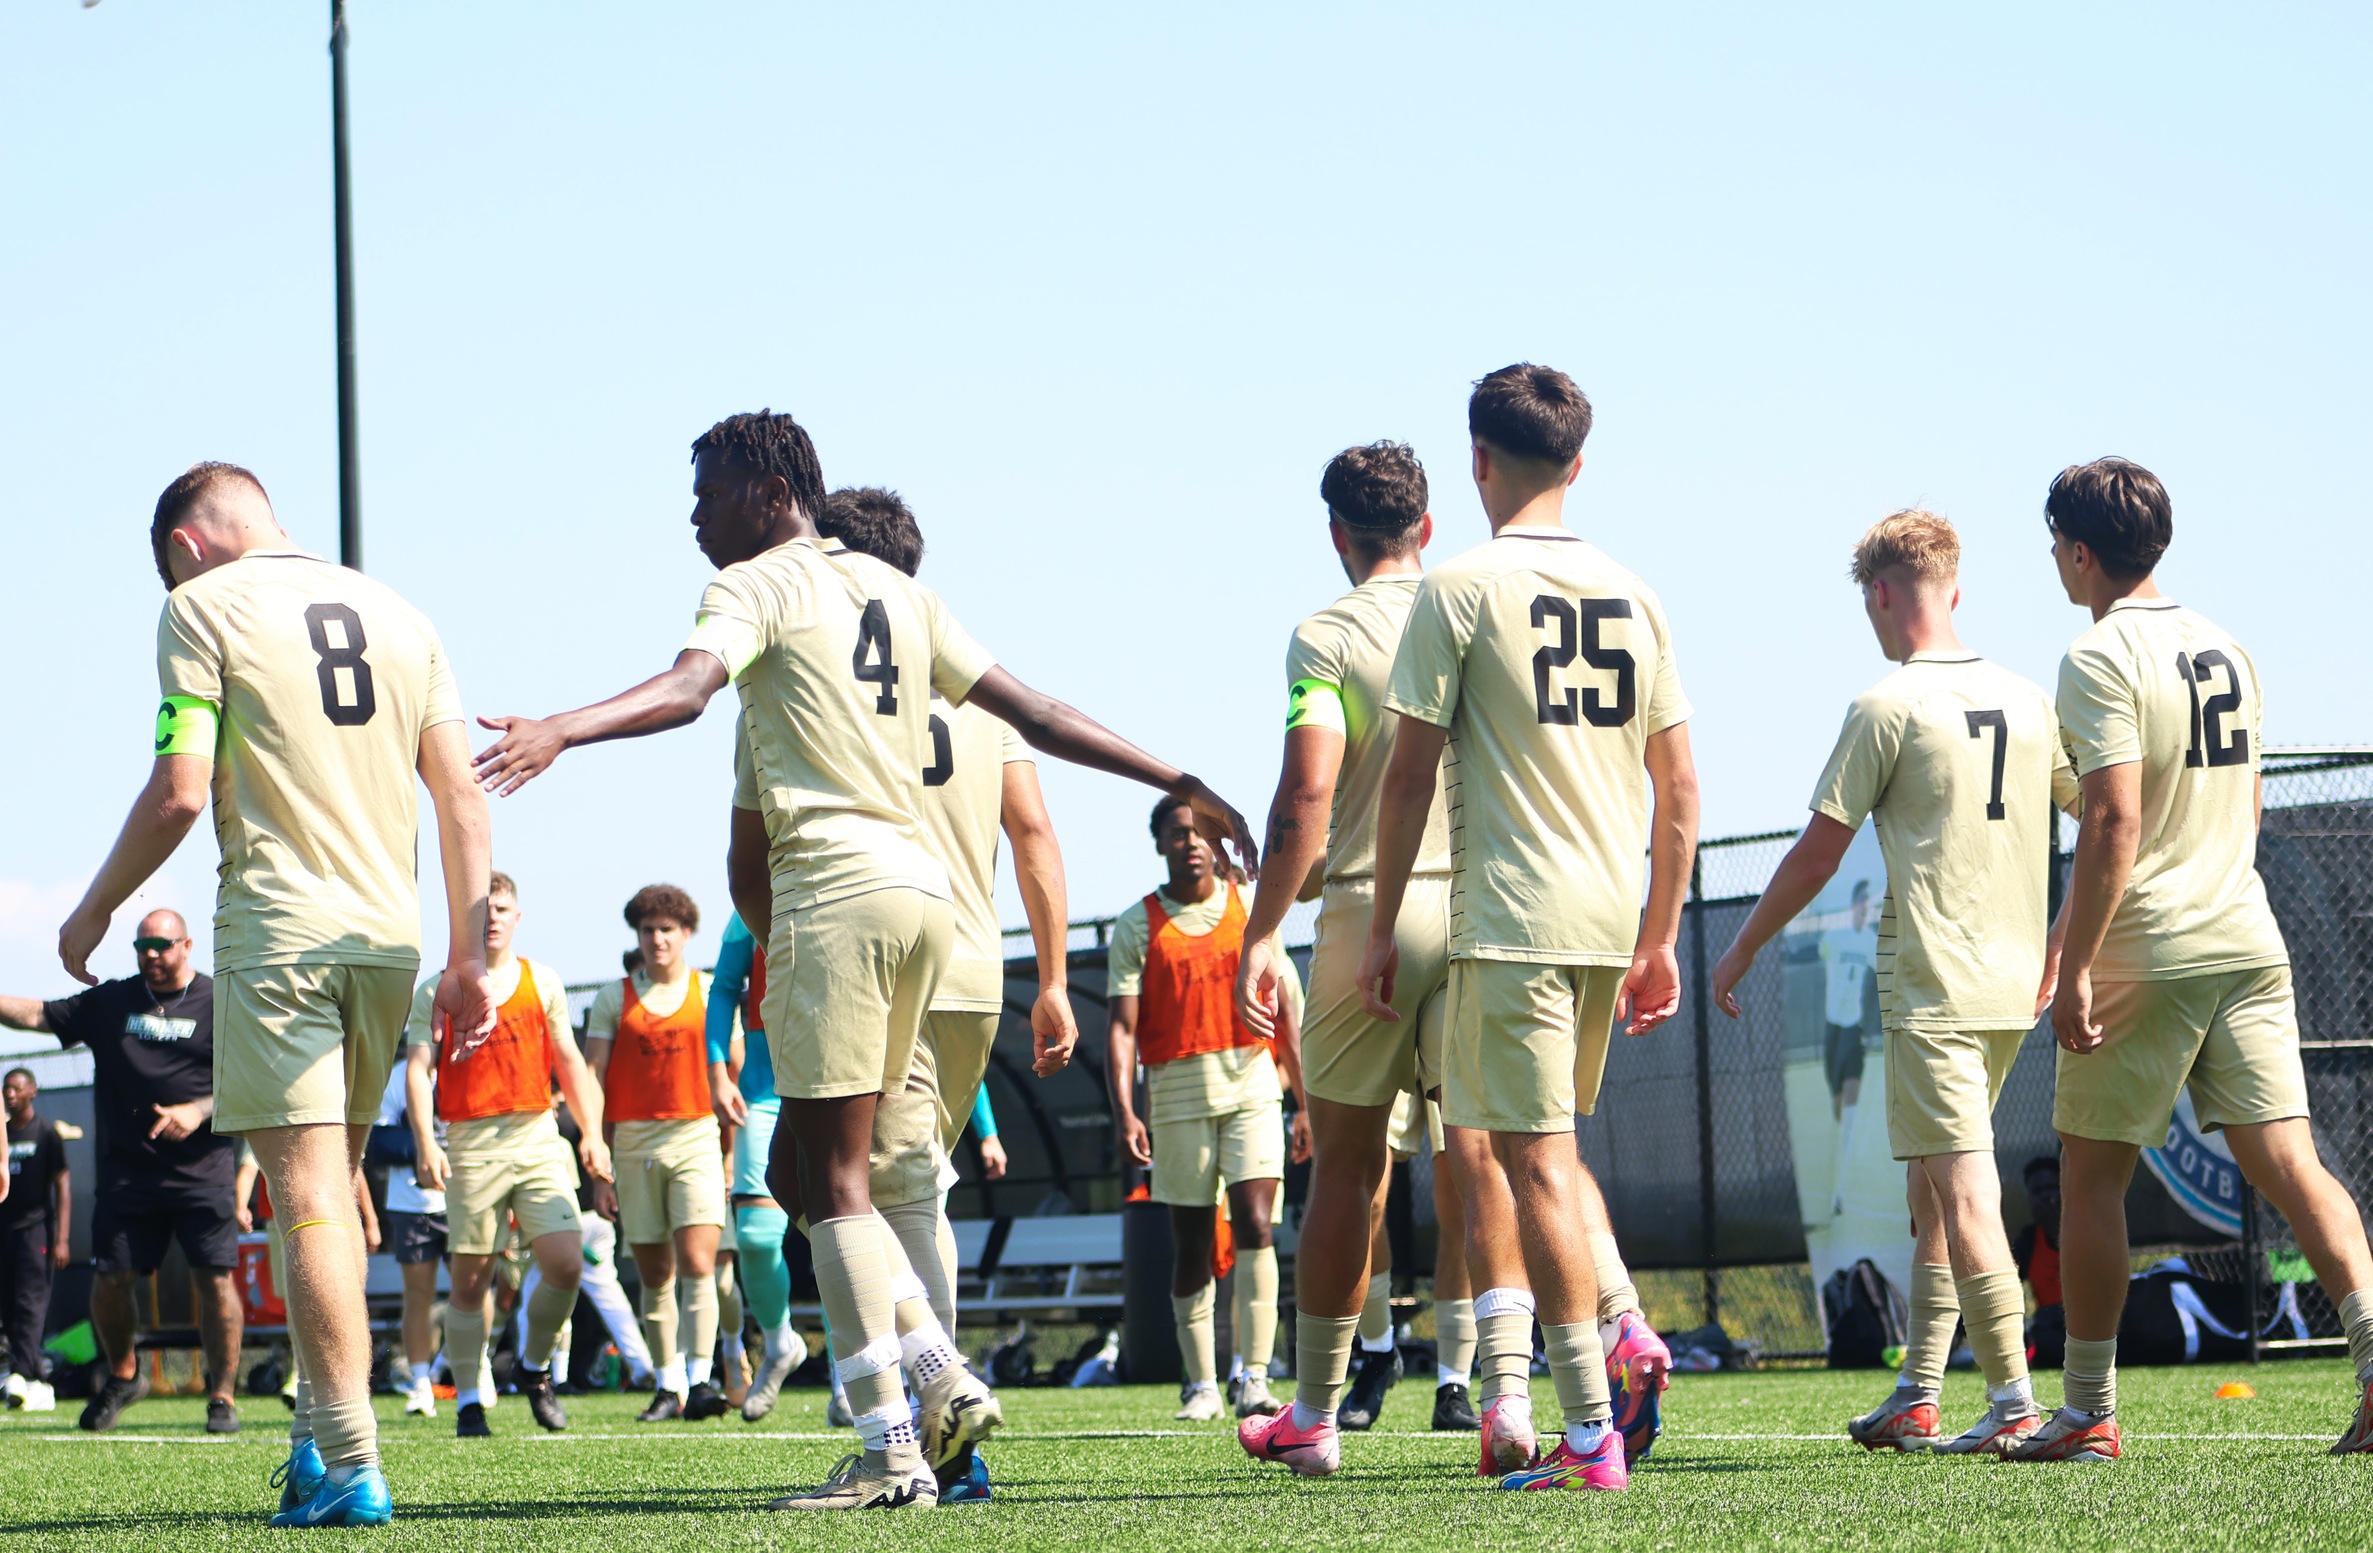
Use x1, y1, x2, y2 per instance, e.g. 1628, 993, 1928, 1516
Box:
474, 651, 731, 796
1712, 812, 1854, 1016
58, 755, 211, 985
0, 997, 50, 1033
963, 666, 1259, 875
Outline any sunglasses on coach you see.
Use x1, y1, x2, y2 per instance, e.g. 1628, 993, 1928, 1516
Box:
132, 937, 182, 953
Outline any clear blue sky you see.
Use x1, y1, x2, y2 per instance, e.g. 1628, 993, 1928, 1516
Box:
3, 2, 2367, 994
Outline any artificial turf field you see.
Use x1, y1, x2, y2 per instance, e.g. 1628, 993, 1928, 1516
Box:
4, 1362, 2369, 1551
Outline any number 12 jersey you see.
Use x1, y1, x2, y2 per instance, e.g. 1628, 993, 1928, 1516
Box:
156, 551, 463, 972
1384, 526, 1690, 965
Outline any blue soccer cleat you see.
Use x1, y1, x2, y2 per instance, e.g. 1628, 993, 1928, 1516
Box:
939, 1447, 993, 1504
268, 1463, 394, 1528
271, 1438, 326, 1513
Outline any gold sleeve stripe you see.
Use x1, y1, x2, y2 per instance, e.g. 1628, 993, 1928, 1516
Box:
683, 614, 762, 678
153, 695, 219, 757
1285, 678, 1346, 734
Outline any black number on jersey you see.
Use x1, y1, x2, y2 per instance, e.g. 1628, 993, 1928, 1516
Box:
852, 600, 899, 715
1964, 709, 2008, 820
303, 603, 376, 726
923, 713, 954, 787
1530, 595, 1635, 728
2177, 650, 2248, 769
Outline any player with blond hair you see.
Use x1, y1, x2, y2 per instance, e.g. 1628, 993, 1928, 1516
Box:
1715, 509, 2077, 1455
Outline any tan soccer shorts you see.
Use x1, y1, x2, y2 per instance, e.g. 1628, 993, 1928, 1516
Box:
613, 1117, 727, 1246
215, 962, 414, 1133
1440, 959, 1625, 1133
869, 1024, 949, 1210
442, 1114, 583, 1256
2054, 964, 2308, 1148
1150, 1100, 1287, 1207
1302, 876, 1453, 1109
764, 887, 952, 1103
924, 1009, 1001, 1155
1884, 1026, 2025, 1160
1388, 1090, 1443, 1162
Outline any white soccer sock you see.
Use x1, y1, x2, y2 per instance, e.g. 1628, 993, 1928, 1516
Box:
658, 1359, 688, 1397
764, 1321, 799, 1363
408, 1363, 432, 1393
687, 1355, 713, 1388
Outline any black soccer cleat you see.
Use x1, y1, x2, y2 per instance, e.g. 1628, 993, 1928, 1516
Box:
1337, 1346, 1403, 1432
682, 1381, 729, 1421
206, 1397, 242, 1434
77, 1372, 149, 1433
520, 1366, 568, 1432
455, 1401, 492, 1438
637, 1388, 685, 1423
1432, 1381, 1480, 1432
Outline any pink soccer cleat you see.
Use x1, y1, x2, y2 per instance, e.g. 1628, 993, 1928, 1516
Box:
1501, 1427, 1628, 1493
1477, 1395, 1539, 1477
1238, 1408, 1340, 1478
1606, 1311, 1673, 1465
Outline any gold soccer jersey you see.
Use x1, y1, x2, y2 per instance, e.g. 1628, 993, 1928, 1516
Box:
2057, 600, 2288, 981
1809, 653, 2079, 1029
155, 551, 463, 971
920, 698, 1031, 1012
1383, 527, 1689, 964
1284, 576, 1452, 882
683, 536, 995, 914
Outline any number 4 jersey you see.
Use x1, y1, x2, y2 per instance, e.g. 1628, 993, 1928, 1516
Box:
690, 535, 995, 914
2058, 598, 2288, 982
1811, 653, 2078, 1031
1384, 526, 1690, 964
155, 551, 463, 972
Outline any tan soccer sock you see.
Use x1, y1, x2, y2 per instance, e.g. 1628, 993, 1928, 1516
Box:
881, 1198, 959, 1333
2340, 1290, 2373, 1384
1588, 1232, 1640, 1324
1473, 1287, 1536, 1409
1901, 1262, 1958, 1396
2063, 1334, 2118, 1418
1436, 1298, 1477, 1384
1542, 1320, 1613, 1429
444, 1300, 491, 1399
1235, 1246, 1281, 1375
521, 1278, 576, 1371
289, 1372, 312, 1447
1294, 1313, 1360, 1418
1172, 1283, 1217, 1390
640, 1276, 680, 1390
1358, 1272, 1393, 1351
810, 1215, 913, 1457
678, 1267, 719, 1383
1955, 1269, 2030, 1395
311, 1393, 378, 1473
715, 1260, 743, 1352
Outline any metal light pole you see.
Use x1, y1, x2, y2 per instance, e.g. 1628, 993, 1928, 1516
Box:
330, 0, 362, 570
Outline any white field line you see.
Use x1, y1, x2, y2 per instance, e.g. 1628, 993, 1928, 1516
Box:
30, 1429, 2341, 1444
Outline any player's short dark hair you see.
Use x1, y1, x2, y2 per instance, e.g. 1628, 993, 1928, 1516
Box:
2045, 458, 2171, 580
3, 1067, 33, 1090
691, 410, 827, 526
1150, 795, 1194, 841
2024, 1155, 2061, 1183
1468, 364, 1592, 467
489, 871, 518, 902
150, 461, 270, 590
623, 884, 700, 934
1319, 442, 1428, 560
817, 486, 925, 578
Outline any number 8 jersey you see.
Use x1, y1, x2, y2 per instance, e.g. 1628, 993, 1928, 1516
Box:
688, 535, 995, 915
2058, 598, 2289, 981
155, 551, 463, 972
1384, 525, 1689, 965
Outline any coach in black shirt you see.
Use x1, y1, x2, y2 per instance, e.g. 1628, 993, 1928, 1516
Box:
0, 909, 242, 1433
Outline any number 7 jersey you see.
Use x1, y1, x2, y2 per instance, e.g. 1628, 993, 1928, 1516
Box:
155, 551, 464, 973
1384, 526, 1690, 964
688, 535, 995, 915
2058, 598, 2288, 981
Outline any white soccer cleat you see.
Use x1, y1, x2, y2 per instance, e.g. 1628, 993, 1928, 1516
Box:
1233, 1372, 1283, 1420
1174, 1383, 1224, 1422
403, 1384, 437, 1419
917, 1361, 1004, 1474
766, 1451, 937, 1511
1934, 1402, 2041, 1457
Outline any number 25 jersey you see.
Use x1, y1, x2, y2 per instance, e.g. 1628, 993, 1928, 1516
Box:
156, 551, 463, 973
1384, 527, 1690, 965
2058, 598, 2287, 982
687, 536, 995, 914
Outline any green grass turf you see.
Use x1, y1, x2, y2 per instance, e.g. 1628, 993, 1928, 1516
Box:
4, 1362, 2369, 1551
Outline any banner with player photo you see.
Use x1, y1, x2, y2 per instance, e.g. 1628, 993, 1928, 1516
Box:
1779, 826, 1912, 1303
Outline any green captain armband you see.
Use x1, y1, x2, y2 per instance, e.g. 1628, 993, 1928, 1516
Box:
683, 613, 762, 678
1285, 678, 1346, 734
153, 695, 219, 757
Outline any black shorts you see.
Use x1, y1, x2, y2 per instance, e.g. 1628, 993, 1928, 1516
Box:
383, 1210, 448, 1266
92, 1193, 239, 1274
